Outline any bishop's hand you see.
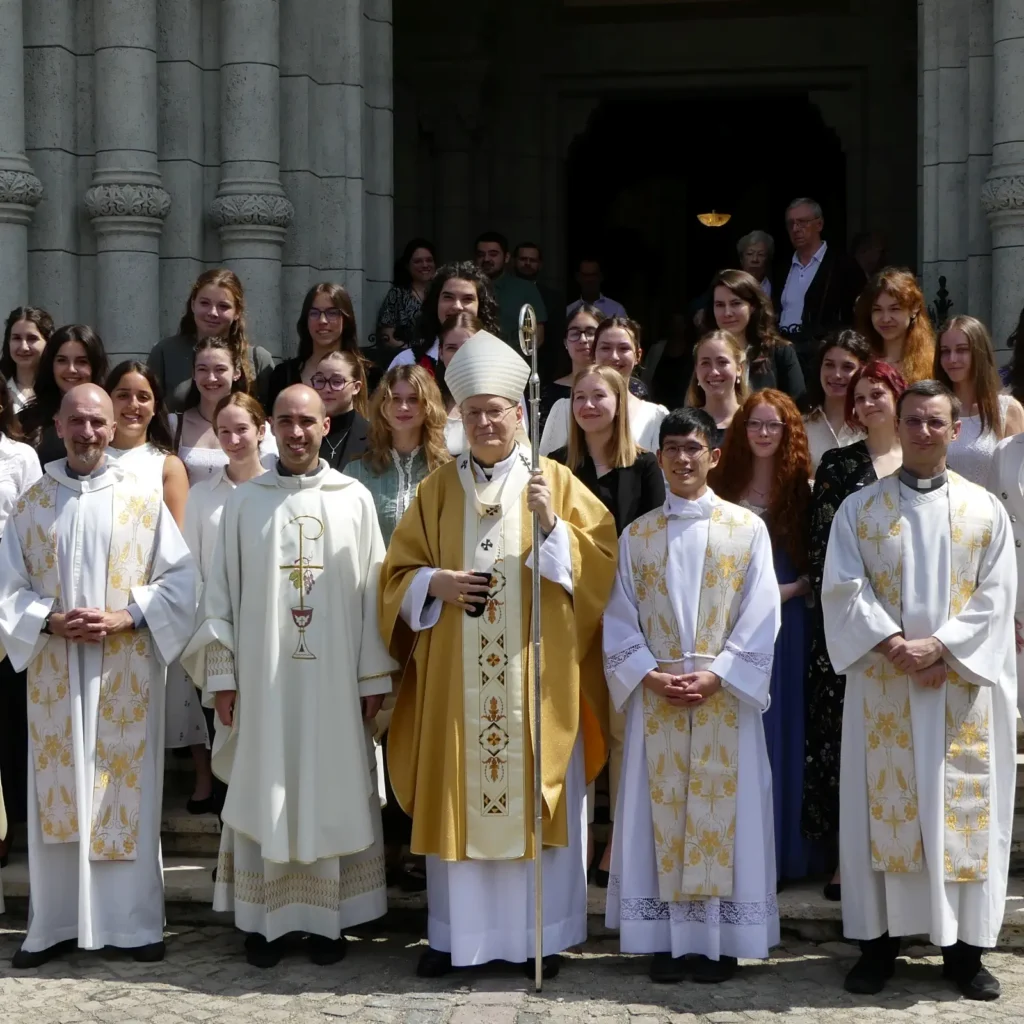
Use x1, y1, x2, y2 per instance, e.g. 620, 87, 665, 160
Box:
427, 569, 490, 608
215, 690, 236, 727
526, 471, 556, 534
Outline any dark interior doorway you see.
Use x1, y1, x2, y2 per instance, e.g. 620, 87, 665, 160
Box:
564, 92, 848, 346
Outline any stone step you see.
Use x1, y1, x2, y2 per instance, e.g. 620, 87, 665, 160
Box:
3, 851, 1024, 950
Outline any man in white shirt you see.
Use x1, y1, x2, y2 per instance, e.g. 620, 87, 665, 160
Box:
778, 199, 828, 331
567, 258, 627, 319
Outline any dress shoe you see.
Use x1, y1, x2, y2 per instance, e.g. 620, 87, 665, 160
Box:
11, 939, 77, 969
523, 954, 561, 980
942, 941, 1000, 1001
823, 882, 841, 902
691, 954, 737, 984
308, 935, 347, 966
186, 794, 219, 816
244, 934, 286, 969
417, 947, 452, 977
649, 951, 687, 983
128, 941, 165, 963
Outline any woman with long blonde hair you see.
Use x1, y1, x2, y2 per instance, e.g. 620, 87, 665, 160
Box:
685, 330, 750, 436
936, 315, 1024, 483
854, 267, 935, 383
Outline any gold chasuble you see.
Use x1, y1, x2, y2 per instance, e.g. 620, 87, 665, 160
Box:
380, 450, 617, 862
14, 475, 160, 861
627, 505, 756, 901
855, 472, 993, 881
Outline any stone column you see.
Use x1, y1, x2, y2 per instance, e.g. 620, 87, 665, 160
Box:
967, 0, 993, 326
211, 0, 293, 356
85, 0, 171, 358
921, 0, 940, 304
0, 0, 43, 316
982, 0, 1024, 349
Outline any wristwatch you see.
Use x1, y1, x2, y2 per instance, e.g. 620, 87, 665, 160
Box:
42, 611, 54, 635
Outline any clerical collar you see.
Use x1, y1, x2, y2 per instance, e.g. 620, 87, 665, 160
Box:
64, 458, 109, 480
898, 467, 948, 492
665, 487, 715, 520
276, 460, 325, 478
471, 447, 518, 482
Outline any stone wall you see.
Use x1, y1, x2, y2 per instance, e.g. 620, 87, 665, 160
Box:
0, 0, 393, 361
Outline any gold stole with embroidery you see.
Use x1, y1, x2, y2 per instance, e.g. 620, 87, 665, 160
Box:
627, 502, 756, 901
458, 447, 533, 860
855, 472, 993, 881
15, 475, 160, 861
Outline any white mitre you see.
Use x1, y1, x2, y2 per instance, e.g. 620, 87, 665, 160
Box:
445, 330, 530, 405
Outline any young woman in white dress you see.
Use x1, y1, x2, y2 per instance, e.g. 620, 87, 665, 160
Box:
936, 315, 1024, 485
104, 361, 215, 812
2, 306, 53, 414
172, 336, 277, 485
540, 317, 668, 455
684, 330, 750, 440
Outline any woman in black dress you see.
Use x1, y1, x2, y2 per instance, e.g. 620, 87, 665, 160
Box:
802, 359, 906, 900
550, 362, 665, 884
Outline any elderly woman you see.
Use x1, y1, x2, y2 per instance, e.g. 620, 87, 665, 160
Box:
737, 230, 775, 298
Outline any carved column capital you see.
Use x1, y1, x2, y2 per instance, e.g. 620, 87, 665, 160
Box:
981, 175, 1024, 215
209, 192, 295, 231
0, 169, 44, 225
84, 182, 172, 234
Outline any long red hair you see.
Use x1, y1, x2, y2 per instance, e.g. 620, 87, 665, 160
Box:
854, 267, 935, 383
711, 389, 811, 572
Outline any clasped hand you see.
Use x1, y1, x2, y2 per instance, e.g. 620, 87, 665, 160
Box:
50, 608, 134, 643
875, 634, 947, 688
641, 669, 722, 706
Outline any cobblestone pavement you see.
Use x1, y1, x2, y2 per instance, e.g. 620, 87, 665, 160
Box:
1, 922, 1023, 1024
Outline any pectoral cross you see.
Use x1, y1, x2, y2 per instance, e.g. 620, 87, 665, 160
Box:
279, 515, 325, 660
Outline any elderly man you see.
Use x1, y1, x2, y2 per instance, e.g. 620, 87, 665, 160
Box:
0, 384, 195, 967
824, 380, 1017, 1001
380, 330, 617, 979
183, 385, 396, 968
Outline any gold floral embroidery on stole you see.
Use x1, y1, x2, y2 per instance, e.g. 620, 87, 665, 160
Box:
627, 504, 754, 901
855, 472, 992, 880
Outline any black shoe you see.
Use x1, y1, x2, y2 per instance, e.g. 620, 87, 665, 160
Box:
244, 934, 286, 969
649, 951, 687, 983
417, 947, 453, 978
691, 954, 737, 984
129, 941, 165, 963
942, 943, 1000, 1001
11, 939, 77, 969
399, 862, 427, 893
523, 954, 561, 980
308, 935, 347, 966
594, 868, 610, 889
823, 882, 841, 902
186, 794, 219, 816
844, 953, 896, 994
951, 963, 1001, 1001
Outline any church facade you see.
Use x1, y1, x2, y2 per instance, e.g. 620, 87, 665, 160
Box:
2, 0, 1023, 359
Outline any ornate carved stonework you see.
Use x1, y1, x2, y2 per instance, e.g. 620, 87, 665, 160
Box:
84, 183, 172, 220
0, 170, 44, 207
980, 175, 1024, 213
209, 192, 295, 229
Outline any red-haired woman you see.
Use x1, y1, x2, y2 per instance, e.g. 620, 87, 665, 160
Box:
711, 389, 814, 885
854, 267, 935, 383
802, 360, 906, 900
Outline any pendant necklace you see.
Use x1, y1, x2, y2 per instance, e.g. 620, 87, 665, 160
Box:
324, 429, 350, 463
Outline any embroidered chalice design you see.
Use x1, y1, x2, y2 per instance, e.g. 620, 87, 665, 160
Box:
280, 514, 324, 659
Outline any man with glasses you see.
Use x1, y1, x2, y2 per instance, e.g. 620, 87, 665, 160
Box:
603, 407, 782, 985
380, 330, 617, 980
823, 380, 1017, 1001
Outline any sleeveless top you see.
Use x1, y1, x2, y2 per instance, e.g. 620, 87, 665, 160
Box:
945, 393, 1011, 485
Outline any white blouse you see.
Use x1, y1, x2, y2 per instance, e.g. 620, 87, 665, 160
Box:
539, 394, 668, 456
0, 433, 42, 536
802, 408, 865, 475
183, 467, 238, 585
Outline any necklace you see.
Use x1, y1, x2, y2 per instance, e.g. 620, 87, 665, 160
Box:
324, 429, 351, 462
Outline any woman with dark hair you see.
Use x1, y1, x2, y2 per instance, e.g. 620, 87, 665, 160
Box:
148, 268, 274, 412
375, 238, 437, 341
266, 283, 361, 412
19, 324, 109, 465
854, 267, 935, 383
311, 349, 371, 470
701, 268, 806, 401
388, 261, 500, 374
0, 375, 42, 866
538, 304, 605, 435
712, 389, 815, 884
802, 360, 906, 900
2, 306, 54, 413
802, 330, 872, 473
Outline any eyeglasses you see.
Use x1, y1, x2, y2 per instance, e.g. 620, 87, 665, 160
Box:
566, 327, 597, 342
308, 308, 343, 324
462, 404, 517, 425
311, 373, 355, 391
785, 216, 819, 229
746, 419, 785, 435
900, 415, 952, 432
661, 442, 709, 459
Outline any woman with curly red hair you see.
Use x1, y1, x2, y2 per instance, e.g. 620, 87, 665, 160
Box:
854, 267, 935, 383
711, 389, 815, 884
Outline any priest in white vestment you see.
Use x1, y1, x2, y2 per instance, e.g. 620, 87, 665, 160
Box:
380, 331, 618, 980
0, 384, 196, 968
603, 407, 781, 985
824, 380, 1017, 1002
182, 385, 396, 969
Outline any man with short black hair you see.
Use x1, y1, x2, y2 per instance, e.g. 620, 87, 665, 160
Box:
603, 407, 781, 985
824, 379, 1017, 1001
568, 257, 626, 319
475, 231, 547, 345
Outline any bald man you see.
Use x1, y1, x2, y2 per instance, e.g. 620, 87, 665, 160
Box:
182, 385, 396, 968
0, 384, 196, 967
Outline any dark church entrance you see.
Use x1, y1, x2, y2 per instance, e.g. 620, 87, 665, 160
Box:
565, 92, 849, 347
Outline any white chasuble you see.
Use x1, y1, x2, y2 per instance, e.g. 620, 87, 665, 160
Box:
182, 462, 395, 937
0, 459, 196, 952
626, 505, 758, 901
824, 474, 1017, 947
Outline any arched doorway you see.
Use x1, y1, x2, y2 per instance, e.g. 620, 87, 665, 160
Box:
565, 92, 848, 344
